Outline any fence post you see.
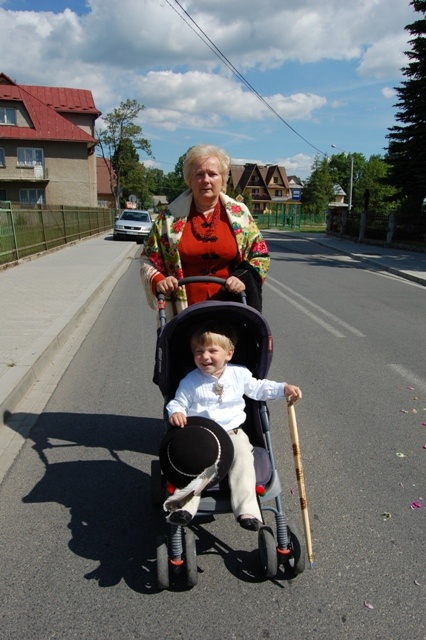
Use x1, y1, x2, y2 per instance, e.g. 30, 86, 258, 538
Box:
60, 205, 67, 244
358, 211, 367, 242
40, 205, 48, 251
341, 209, 348, 236
9, 202, 20, 260
386, 211, 396, 246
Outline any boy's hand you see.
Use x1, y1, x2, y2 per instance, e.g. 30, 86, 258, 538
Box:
284, 384, 302, 402
169, 412, 187, 427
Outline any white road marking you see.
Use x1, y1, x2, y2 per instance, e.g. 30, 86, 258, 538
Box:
266, 275, 366, 338
388, 364, 426, 394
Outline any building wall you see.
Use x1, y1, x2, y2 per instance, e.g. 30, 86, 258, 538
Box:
61, 112, 96, 137
0, 139, 96, 206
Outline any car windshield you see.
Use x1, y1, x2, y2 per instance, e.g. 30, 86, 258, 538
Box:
121, 211, 150, 222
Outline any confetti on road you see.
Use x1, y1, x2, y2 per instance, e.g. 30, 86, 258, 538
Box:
410, 501, 422, 510
364, 601, 374, 610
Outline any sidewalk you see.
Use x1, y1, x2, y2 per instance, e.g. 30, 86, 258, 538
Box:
0, 234, 137, 430
296, 233, 426, 287
0, 231, 425, 481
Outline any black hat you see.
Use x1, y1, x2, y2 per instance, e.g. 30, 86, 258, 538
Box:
159, 416, 234, 490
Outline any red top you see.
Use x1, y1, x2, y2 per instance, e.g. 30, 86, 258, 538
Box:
152, 201, 238, 305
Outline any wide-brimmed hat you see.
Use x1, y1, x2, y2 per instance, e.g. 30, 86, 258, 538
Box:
159, 416, 234, 490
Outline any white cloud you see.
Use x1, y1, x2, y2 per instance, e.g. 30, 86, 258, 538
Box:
129, 71, 327, 133
0, 0, 414, 80
382, 86, 397, 99
358, 34, 409, 79
0, 0, 416, 165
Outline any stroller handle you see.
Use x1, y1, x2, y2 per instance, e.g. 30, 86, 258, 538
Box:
156, 276, 247, 323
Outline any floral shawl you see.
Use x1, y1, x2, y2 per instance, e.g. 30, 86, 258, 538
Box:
140, 190, 270, 317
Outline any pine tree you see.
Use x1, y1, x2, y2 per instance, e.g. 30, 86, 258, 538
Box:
386, 0, 426, 216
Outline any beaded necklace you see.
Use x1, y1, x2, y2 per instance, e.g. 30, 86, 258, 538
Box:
190, 200, 221, 243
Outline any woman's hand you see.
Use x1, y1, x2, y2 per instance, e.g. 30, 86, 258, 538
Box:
224, 276, 246, 295
156, 276, 179, 296
169, 412, 187, 428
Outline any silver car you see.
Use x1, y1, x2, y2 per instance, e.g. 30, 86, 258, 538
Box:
113, 209, 153, 244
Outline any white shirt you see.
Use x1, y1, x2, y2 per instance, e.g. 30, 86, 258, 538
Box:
166, 363, 286, 432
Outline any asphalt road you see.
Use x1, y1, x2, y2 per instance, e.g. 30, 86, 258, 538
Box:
1, 235, 425, 640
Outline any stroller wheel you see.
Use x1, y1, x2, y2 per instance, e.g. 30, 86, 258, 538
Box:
184, 529, 198, 587
283, 523, 306, 577
156, 535, 170, 589
151, 459, 163, 505
258, 526, 278, 578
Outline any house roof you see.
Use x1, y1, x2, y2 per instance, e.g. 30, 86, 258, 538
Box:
0, 72, 98, 145
262, 165, 290, 189
21, 84, 101, 115
230, 163, 270, 193
288, 175, 303, 188
229, 163, 291, 194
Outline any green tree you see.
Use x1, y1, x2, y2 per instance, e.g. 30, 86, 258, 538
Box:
329, 152, 366, 212
302, 155, 334, 215
386, 0, 426, 215
162, 150, 189, 203
356, 155, 398, 215
97, 99, 152, 211
145, 167, 166, 195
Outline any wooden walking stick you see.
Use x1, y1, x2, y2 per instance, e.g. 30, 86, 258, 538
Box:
287, 397, 314, 568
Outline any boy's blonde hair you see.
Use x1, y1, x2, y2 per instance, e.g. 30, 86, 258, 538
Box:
190, 321, 238, 353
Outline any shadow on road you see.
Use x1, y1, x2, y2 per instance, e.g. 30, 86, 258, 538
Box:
8, 410, 286, 593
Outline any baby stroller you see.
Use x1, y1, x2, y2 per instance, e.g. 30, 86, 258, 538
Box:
150, 277, 306, 589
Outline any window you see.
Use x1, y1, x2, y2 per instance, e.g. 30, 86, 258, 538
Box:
252, 188, 259, 195
0, 189, 6, 201
275, 190, 282, 197
0, 148, 5, 167
0, 107, 17, 125
273, 177, 278, 184
17, 147, 44, 167
19, 188, 45, 204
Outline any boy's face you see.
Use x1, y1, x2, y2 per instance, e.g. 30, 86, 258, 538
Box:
193, 341, 233, 378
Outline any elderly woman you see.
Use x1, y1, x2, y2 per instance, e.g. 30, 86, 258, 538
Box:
140, 144, 270, 317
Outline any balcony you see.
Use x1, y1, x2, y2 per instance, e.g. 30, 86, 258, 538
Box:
0, 166, 49, 182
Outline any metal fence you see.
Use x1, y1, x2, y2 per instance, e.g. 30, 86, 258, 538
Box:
0, 202, 115, 265
327, 208, 426, 248
256, 204, 325, 230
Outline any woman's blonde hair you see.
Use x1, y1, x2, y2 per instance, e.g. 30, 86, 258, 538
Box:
190, 321, 238, 353
183, 144, 231, 193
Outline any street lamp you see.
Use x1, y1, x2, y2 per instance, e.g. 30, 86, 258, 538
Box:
331, 144, 353, 213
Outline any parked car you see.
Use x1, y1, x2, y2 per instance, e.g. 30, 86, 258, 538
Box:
113, 209, 153, 243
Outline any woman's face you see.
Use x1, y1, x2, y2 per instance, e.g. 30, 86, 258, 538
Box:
189, 156, 223, 207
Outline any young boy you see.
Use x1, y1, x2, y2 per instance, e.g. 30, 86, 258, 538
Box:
165, 321, 302, 530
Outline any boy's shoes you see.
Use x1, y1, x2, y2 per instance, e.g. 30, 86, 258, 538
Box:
238, 516, 261, 531
166, 510, 193, 526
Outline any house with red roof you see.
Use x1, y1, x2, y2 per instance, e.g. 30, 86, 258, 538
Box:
0, 72, 100, 206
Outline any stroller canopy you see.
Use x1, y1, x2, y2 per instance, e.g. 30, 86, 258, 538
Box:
154, 300, 274, 399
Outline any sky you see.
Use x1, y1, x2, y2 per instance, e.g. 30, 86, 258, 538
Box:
0, 0, 417, 178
